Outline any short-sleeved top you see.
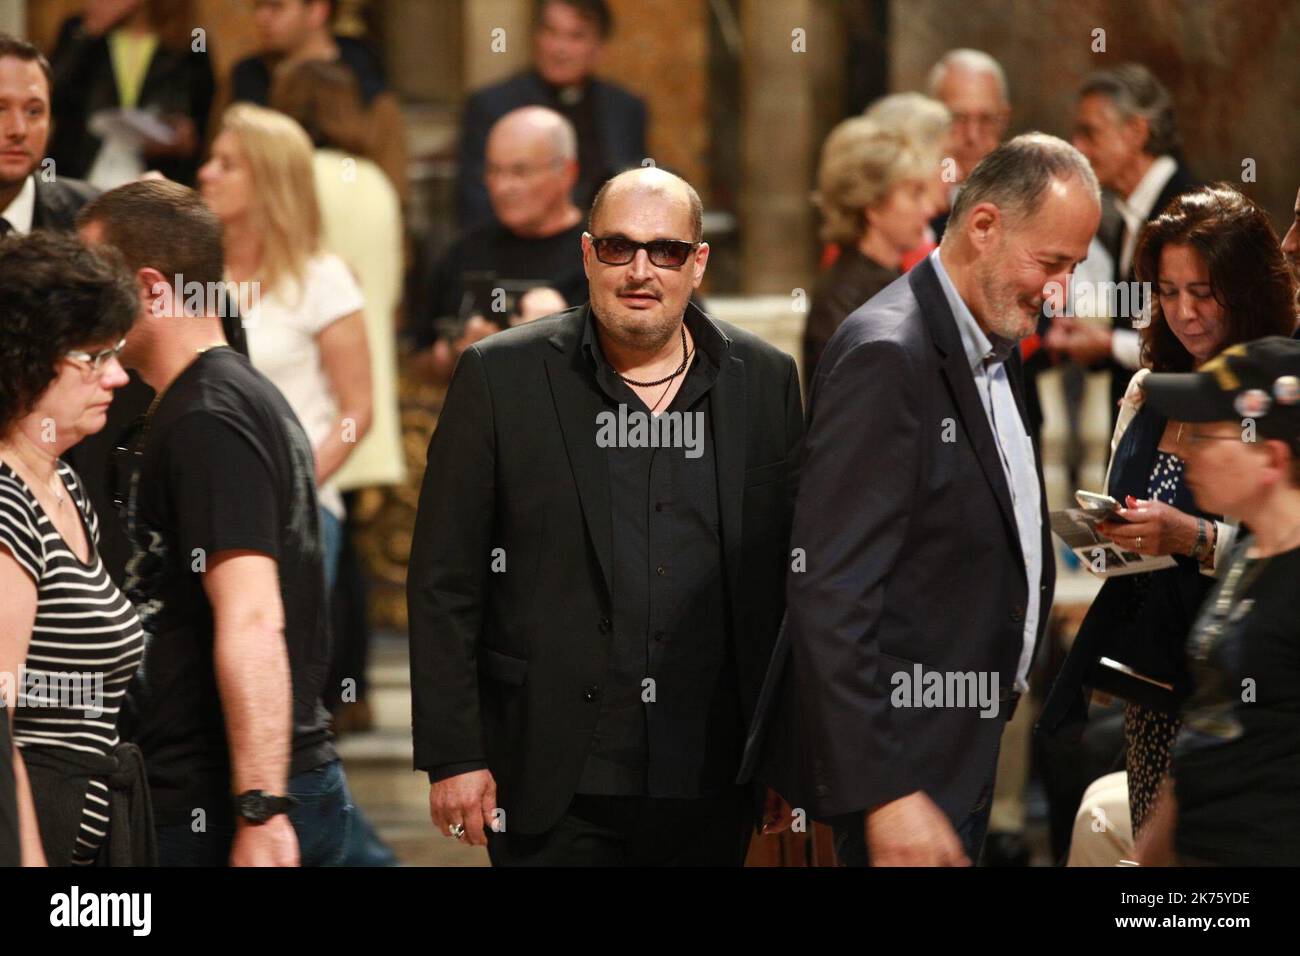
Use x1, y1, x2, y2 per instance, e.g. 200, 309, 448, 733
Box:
118, 347, 335, 827
0, 460, 145, 863
242, 252, 365, 519
1173, 540, 1300, 865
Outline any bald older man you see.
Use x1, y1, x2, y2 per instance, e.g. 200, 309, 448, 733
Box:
408, 167, 803, 865
413, 106, 589, 377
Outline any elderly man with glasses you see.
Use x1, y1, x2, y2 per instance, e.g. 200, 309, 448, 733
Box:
408, 166, 802, 866
412, 106, 591, 382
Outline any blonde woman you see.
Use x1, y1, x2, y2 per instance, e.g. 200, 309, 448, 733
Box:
863, 92, 954, 229
804, 117, 940, 382
198, 104, 372, 588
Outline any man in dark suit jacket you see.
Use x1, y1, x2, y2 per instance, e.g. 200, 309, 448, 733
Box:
456, 0, 647, 229
1055, 63, 1197, 420
745, 134, 1100, 866
409, 167, 801, 865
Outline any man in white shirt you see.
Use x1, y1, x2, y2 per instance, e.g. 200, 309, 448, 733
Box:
0, 34, 98, 237
1053, 63, 1197, 417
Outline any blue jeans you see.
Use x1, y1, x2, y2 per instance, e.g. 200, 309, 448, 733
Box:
156, 760, 355, 866
319, 506, 343, 592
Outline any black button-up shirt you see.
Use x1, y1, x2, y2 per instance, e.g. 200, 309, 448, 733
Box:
577, 305, 740, 798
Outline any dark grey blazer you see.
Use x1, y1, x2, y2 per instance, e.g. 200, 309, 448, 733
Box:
742, 256, 1056, 825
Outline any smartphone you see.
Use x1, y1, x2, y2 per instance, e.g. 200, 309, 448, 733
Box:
1075, 490, 1127, 522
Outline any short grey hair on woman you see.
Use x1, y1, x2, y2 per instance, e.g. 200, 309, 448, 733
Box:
944, 131, 1099, 235
863, 93, 952, 155
1078, 63, 1181, 157
926, 48, 1009, 104
814, 116, 937, 247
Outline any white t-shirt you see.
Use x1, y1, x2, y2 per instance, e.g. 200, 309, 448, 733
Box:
243, 252, 365, 518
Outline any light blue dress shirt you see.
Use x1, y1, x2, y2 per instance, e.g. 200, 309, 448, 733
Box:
930, 249, 1042, 692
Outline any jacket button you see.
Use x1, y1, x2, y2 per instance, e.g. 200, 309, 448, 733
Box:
653, 630, 665, 642
1010, 604, 1025, 623
583, 684, 601, 702
599, 617, 611, 633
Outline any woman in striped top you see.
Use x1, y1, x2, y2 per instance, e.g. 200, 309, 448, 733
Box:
0, 231, 147, 866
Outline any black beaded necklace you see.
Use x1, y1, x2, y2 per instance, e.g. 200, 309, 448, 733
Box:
614, 326, 689, 388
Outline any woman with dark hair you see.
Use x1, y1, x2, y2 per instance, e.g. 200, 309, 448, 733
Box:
1041, 183, 1298, 858
0, 231, 151, 866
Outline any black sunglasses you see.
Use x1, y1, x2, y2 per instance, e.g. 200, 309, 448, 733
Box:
585, 233, 700, 268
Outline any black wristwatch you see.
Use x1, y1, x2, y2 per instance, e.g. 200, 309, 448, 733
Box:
234, 790, 298, 824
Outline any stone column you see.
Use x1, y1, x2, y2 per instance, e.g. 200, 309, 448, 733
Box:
462, 0, 531, 92
738, 0, 843, 294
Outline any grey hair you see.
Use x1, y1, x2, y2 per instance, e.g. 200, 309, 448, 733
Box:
1078, 63, 1181, 157
863, 92, 952, 153
926, 48, 1009, 104
944, 132, 1100, 233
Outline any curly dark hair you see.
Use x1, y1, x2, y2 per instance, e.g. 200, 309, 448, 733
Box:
0, 231, 138, 434
1134, 183, 1298, 373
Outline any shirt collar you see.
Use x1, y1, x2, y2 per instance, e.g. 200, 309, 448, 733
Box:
1115, 154, 1178, 226
583, 299, 728, 373
929, 248, 1016, 372
0, 176, 37, 235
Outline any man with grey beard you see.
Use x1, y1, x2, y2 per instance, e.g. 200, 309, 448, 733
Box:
408, 167, 802, 865
747, 133, 1100, 866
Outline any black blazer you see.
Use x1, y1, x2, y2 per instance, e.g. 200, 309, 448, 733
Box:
47, 16, 216, 185
407, 304, 802, 834
1037, 402, 1220, 737
31, 176, 98, 232
743, 257, 1056, 825
455, 70, 647, 229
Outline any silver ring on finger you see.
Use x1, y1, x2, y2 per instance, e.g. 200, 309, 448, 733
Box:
1136, 536, 1143, 550
448, 822, 465, 840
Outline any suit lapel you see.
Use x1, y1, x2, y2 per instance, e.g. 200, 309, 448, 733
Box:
910, 259, 1022, 555
710, 347, 746, 632
545, 308, 614, 596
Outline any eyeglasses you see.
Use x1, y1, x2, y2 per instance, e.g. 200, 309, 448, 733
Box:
66, 339, 127, 376
585, 233, 699, 268
485, 160, 565, 180
1180, 429, 1249, 446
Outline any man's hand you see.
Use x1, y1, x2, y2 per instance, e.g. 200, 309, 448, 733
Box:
230, 816, 299, 867
865, 791, 969, 866
760, 787, 794, 835
429, 769, 498, 847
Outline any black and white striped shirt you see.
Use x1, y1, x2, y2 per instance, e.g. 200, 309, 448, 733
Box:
0, 460, 145, 865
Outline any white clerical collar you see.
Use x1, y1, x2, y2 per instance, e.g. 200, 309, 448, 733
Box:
0, 175, 36, 235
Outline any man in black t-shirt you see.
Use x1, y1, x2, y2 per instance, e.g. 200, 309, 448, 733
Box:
77, 179, 350, 866
413, 107, 588, 378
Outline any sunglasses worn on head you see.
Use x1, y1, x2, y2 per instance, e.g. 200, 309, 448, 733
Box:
586, 233, 699, 268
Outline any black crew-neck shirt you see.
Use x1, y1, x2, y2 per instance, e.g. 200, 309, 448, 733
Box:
1174, 539, 1300, 865
415, 219, 587, 348
119, 347, 335, 826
